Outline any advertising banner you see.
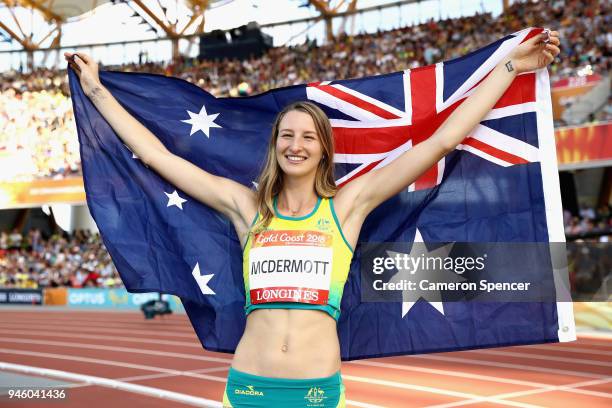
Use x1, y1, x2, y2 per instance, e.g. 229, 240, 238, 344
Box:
43, 287, 68, 306
0, 289, 43, 305
551, 74, 602, 119
65, 288, 184, 312
555, 121, 612, 170
0, 177, 85, 209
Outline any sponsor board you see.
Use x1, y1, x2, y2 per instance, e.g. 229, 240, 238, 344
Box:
66, 288, 184, 311
556, 122, 612, 170
0, 289, 43, 305
0, 177, 86, 209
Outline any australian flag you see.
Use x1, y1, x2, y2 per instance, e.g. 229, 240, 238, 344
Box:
69, 27, 575, 360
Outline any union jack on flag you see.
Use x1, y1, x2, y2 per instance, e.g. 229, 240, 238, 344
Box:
307, 28, 542, 190
70, 27, 575, 360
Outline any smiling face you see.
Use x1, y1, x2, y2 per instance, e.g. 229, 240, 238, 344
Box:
275, 110, 324, 179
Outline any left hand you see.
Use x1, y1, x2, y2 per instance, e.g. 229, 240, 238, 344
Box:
508, 29, 561, 74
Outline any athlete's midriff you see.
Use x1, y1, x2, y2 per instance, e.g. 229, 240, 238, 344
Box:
232, 308, 341, 378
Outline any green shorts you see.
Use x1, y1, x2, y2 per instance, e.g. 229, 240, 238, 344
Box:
222, 367, 346, 407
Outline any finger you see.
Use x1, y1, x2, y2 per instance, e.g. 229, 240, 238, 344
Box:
74, 53, 91, 64
543, 50, 554, 65
71, 54, 84, 67
547, 33, 560, 46
546, 44, 560, 56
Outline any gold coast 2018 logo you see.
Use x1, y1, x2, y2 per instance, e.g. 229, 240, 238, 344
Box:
304, 386, 327, 406
234, 385, 264, 396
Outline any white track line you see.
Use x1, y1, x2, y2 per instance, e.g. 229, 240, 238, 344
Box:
407, 355, 605, 378
0, 348, 226, 382
116, 366, 230, 383
0, 361, 222, 407
0, 337, 230, 364
349, 360, 551, 388
428, 377, 612, 408
0, 329, 200, 348
343, 375, 540, 408
464, 349, 612, 367
0, 318, 194, 333
0, 313, 189, 322
0, 322, 197, 339
524, 344, 612, 356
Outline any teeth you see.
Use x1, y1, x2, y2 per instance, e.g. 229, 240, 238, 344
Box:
287, 155, 306, 161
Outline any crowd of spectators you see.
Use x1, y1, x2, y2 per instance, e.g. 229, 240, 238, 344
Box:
564, 204, 611, 299
0, 228, 122, 289
0, 88, 80, 181
564, 204, 612, 241
0, 0, 609, 181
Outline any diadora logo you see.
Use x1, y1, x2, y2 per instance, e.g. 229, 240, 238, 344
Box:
316, 218, 331, 231
234, 385, 264, 396
304, 386, 326, 405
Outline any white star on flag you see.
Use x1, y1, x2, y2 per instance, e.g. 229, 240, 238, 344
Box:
181, 104, 222, 137
192, 263, 215, 295
391, 228, 448, 317
165, 190, 187, 210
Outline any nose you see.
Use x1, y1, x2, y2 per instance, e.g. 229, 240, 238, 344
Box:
288, 136, 304, 152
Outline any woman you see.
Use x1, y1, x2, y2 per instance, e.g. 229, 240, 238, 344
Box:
65, 29, 560, 407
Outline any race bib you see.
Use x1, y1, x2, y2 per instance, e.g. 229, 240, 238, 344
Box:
249, 230, 333, 304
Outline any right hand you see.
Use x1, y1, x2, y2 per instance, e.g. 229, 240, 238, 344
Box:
64, 52, 102, 96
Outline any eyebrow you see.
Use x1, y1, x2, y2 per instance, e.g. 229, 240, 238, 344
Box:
278, 129, 317, 135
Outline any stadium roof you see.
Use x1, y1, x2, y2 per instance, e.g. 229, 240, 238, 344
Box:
0, 0, 365, 54
19, 0, 113, 20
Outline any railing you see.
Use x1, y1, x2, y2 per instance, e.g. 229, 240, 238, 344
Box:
0, 0, 502, 72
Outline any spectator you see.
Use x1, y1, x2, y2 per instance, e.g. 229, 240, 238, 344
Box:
0, 228, 122, 289
0, 0, 609, 182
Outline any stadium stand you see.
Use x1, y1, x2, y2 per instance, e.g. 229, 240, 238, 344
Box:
0, 0, 610, 290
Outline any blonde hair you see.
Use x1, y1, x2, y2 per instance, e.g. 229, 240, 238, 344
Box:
252, 101, 336, 234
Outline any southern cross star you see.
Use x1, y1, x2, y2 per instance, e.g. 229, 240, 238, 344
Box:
192, 263, 215, 295
387, 228, 464, 317
165, 190, 187, 210
181, 104, 222, 138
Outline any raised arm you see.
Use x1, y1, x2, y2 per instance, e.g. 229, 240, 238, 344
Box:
65, 52, 257, 243
335, 30, 561, 245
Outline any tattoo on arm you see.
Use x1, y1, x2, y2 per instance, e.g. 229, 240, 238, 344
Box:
89, 86, 106, 103
505, 60, 514, 73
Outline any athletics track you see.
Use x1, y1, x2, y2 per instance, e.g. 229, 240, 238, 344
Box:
0, 308, 610, 407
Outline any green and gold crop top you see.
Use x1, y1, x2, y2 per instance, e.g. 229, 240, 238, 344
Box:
242, 197, 354, 321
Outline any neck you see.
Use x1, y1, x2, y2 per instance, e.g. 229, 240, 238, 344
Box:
277, 177, 318, 216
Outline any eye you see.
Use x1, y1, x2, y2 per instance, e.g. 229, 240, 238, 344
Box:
304, 135, 315, 140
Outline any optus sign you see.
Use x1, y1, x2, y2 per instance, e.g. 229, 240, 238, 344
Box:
66, 288, 184, 311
